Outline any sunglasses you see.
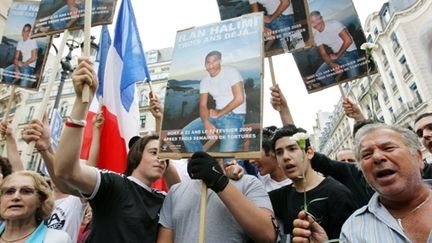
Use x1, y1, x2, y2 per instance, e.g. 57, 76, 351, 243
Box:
416, 123, 432, 138
1, 187, 37, 197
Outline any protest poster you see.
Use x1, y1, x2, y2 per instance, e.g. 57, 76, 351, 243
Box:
159, 13, 263, 158
292, 0, 376, 93
216, 0, 313, 56
31, 0, 117, 37
0, 1, 51, 90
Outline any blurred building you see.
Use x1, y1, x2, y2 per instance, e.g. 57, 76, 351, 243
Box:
315, 0, 432, 161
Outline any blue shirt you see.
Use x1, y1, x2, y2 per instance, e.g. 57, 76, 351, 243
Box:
341, 192, 432, 242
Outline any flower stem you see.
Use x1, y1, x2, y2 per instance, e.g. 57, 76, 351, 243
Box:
301, 150, 308, 213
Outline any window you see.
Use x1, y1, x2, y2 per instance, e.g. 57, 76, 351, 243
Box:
382, 8, 390, 24
410, 82, 422, 103
398, 96, 403, 104
391, 32, 400, 53
147, 50, 160, 64
373, 27, 379, 37
140, 115, 146, 128
140, 90, 148, 106
60, 102, 69, 116
27, 106, 35, 122
381, 50, 388, 67
399, 55, 411, 79
47, 105, 53, 120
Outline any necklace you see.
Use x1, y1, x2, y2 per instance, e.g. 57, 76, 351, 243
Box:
396, 192, 431, 229
0, 227, 36, 243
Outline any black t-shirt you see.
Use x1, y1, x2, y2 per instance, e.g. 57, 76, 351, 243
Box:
86, 171, 165, 243
311, 153, 374, 207
269, 177, 356, 240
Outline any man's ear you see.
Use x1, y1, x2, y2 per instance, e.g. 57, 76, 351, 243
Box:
270, 150, 276, 158
306, 146, 315, 160
417, 149, 425, 170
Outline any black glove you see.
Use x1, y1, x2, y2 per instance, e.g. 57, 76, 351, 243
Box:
187, 152, 229, 192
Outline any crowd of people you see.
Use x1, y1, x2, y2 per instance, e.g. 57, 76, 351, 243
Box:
1, 57, 432, 243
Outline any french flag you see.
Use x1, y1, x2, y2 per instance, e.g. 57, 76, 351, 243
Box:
80, 0, 150, 173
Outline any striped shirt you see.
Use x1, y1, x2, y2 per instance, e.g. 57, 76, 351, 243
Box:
340, 193, 432, 242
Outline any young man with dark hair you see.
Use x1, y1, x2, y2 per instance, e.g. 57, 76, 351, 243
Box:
269, 125, 356, 240
250, 126, 292, 192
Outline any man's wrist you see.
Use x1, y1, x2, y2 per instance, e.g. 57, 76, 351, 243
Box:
211, 174, 229, 193
37, 143, 52, 153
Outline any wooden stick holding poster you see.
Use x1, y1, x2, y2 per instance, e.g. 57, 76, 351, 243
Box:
81, 0, 93, 103
199, 181, 207, 243
337, 82, 346, 99
26, 30, 70, 156
267, 57, 280, 112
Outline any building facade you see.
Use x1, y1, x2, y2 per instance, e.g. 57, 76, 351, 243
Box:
316, 0, 432, 161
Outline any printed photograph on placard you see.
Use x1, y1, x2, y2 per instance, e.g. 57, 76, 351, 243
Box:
0, 1, 51, 90
216, 0, 312, 56
159, 13, 263, 157
292, 0, 376, 93
31, 0, 117, 37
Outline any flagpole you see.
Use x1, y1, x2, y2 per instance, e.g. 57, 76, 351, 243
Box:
81, 0, 93, 103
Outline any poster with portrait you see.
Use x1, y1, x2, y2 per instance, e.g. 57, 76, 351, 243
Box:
292, 0, 376, 93
159, 13, 263, 159
216, 0, 313, 56
0, 1, 52, 90
31, 0, 117, 38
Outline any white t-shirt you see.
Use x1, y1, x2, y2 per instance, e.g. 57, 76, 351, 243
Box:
47, 195, 87, 243
16, 39, 38, 68
200, 66, 246, 114
313, 20, 357, 53
170, 159, 190, 182
258, 174, 292, 192
249, 0, 293, 15
44, 228, 73, 243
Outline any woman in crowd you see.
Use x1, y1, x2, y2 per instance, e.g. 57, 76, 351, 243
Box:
0, 170, 71, 242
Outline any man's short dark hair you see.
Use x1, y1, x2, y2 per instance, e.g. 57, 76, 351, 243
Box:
310, 11, 322, 18
0, 157, 12, 178
353, 119, 376, 138
205, 50, 222, 62
262, 126, 277, 156
271, 124, 310, 151
414, 113, 432, 124
23, 23, 32, 31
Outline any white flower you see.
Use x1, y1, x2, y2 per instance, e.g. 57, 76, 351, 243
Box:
292, 132, 309, 141
360, 42, 378, 51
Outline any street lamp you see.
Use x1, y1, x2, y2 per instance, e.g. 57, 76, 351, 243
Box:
52, 36, 99, 111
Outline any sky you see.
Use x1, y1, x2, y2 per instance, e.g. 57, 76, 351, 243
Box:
119, 0, 388, 132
